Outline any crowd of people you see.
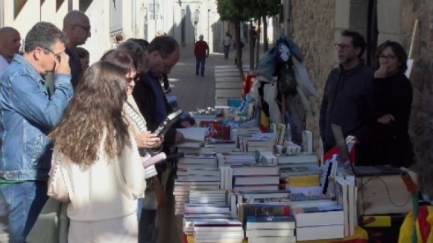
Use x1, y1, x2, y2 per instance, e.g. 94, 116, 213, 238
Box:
0, 8, 416, 243
0, 9, 191, 243
320, 30, 415, 168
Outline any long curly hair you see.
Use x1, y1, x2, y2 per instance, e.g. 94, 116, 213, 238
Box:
50, 61, 131, 165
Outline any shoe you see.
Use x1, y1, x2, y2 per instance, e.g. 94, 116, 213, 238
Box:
163, 87, 171, 93
196, 72, 199, 76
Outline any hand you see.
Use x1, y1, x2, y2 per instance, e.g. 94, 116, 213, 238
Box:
378, 114, 395, 124
181, 120, 192, 128
135, 131, 162, 148
374, 64, 388, 78
175, 131, 185, 144
55, 52, 71, 75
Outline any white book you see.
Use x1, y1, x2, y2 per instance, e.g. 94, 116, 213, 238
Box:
296, 224, 344, 241
335, 177, 350, 236
246, 229, 295, 237
248, 236, 296, 243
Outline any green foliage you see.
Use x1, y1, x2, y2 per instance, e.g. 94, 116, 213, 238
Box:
216, 0, 251, 22
250, 0, 280, 19
217, 0, 280, 21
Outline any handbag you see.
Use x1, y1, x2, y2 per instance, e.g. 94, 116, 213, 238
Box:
47, 149, 72, 202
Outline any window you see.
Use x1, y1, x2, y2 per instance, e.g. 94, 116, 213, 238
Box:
109, 0, 122, 34
149, 3, 159, 20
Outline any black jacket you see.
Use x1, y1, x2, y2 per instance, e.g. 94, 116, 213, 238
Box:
319, 61, 374, 147
132, 72, 178, 147
65, 48, 82, 88
369, 72, 414, 167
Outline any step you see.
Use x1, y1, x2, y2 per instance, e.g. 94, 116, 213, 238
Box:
215, 82, 243, 89
215, 89, 242, 98
214, 65, 249, 69
215, 99, 228, 106
214, 72, 242, 78
215, 77, 241, 82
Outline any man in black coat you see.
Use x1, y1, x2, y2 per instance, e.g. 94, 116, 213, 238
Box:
319, 30, 374, 165
132, 35, 186, 243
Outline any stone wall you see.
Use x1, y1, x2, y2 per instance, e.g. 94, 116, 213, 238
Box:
288, 0, 433, 195
400, 0, 433, 195
289, 0, 336, 155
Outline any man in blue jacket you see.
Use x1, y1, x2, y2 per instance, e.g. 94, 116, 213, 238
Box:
319, 30, 373, 165
0, 22, 73, 243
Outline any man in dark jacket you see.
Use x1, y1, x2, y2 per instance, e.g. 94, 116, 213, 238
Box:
132, 35, 185, 243
62, 10, 91, 87
319, 30, 373, 165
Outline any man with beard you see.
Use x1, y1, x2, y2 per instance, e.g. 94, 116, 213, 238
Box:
319, 30, 373, 165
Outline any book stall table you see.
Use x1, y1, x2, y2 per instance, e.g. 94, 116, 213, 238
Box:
176, 107, 425, 243
185, 226, 368, 243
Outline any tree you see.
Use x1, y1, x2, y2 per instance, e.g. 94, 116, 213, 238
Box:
217, 0, 278, 71
250, 0, 279, 52
217, 0, 251, 77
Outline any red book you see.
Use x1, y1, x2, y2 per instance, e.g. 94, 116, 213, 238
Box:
199, 120, 223, 139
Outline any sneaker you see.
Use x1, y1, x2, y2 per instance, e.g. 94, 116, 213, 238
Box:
163, 87, 171, 93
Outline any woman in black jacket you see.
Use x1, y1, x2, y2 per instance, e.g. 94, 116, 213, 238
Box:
369, 40, 415, 168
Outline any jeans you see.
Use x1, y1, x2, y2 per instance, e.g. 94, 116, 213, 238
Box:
0, 181, 48, 243
195, 55, 206, 76
223, 45, 230, 59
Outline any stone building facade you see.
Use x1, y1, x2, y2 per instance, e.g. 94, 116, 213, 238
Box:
280, 0, 433, 194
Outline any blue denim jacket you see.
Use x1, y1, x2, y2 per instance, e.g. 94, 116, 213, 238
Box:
0, 54, 73, 181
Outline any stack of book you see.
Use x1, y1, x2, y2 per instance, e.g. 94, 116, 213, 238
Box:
189, 190, 226, 204
208, 140, 238, 153
217, 153, 256, 166
335, 175, 357, 236
177, 153, 220, 182
174, 180, 220, 215
293, 204, 345, 241
192, 220, 244, 243
245, 215, 296, 243
231, 163, 280, 192
277, 154, 321, 191
238, 133, 276, 153
183, 213, 233, 237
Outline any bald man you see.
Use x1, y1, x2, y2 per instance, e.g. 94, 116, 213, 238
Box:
62, 10, 91, 87
0, 27, 21, 74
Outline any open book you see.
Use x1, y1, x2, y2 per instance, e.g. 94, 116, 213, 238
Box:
176, 127, 208, 148
153, 109, 183, 136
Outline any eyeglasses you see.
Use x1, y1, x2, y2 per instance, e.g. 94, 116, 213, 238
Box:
44, 48, 63, 62
334, 43, 353, 50
75, 25, 91, 33
379, 55, 396, 60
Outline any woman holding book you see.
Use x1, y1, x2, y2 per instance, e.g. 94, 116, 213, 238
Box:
49, 61, 147, 242
100, 49, 168, 219
369, 40, 414, 168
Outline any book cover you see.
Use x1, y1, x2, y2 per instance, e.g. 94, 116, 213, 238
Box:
239, 203, 291, 227
200, 120, 223, 139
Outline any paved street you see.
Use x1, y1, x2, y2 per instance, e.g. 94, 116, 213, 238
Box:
166, 45, 248, 112
0, 45, 251, 242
